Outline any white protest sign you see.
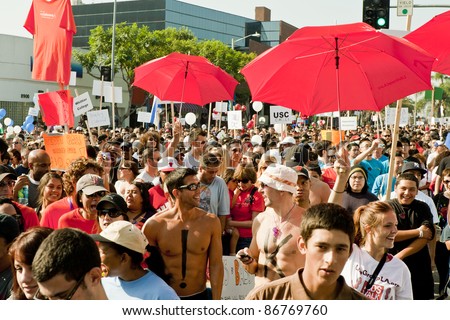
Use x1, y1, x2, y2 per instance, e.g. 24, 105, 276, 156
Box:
270, 106, 292, 124
28, 107, 39, 117
340, 116, 358, 130
103, 86, 123, 104
73, 92, 94, 117
385, 107, 408, 126
86, 109, 110, 128
221, 256, 255, 300
215, 101, 228, 113
92, 80, 112, 96
212, 112, 221, 120
227, 110, 242, 129
69, 71, 77, 87
137, 111, 152, 123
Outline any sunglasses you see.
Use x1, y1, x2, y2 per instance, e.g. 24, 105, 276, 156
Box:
0, 180, 15, 188
237, 179, 250, 184
85, 191, 107, 199
178, 182, 201, 191
98, 208, 123, 218
196, 141, 206, 145
34, 273, 85, 300
443, 180, 450, 184
231, 148, 242, 153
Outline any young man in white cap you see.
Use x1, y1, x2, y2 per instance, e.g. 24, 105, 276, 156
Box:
92, 221, 179, 300
148, 157, 178, 213
236, 164, 305, 288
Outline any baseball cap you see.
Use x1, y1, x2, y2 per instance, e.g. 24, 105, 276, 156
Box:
0, 165, 17, 182
157, 157, 178, 172
258, 164, 297, 194
280, 136, 296, 145
120, 141, 132, 150
76, 174, 107, 195
0, 214, 20, 244
289, 165, 310, 179
6, 133, 14, 140
91, 221, 148, 254
96, 193, 127, 213
401, 161, 427, 175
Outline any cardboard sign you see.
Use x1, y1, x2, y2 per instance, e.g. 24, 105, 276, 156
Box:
227, 110, 242, 129
385, 107, 408, 126
28, 107, 39, 117
69, 71, 77, 87
92, 80, 112, 96
270, 106, 292, 124
215, 101, 228, 113
103, 86, 123, 104
87, 109, 110, 128
43, 133, 87, 171
221, 256, 255, 300
340, 116, 357, 130
73, 92, 94, 117
137, 111, 152, 123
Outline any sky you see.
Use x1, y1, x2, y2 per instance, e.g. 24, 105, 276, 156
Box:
2, 0, 449, 39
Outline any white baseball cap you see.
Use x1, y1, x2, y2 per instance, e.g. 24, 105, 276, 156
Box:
280, 136, 296, 145
91, 221, 148, 254
258, 164, 297, 194
157, 156, 178, 172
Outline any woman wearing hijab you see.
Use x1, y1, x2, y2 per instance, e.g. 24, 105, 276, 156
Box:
342, 165, 378, 214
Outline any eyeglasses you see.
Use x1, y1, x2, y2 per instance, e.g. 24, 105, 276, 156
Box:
443, 180, 450, 184
196, 140, 206, 145
178, 183, 201, 191
98, 208, 123, 218
237, 179, 250, 184
231, 148, 242, 153
13, 142, 22, 145
34, 274, 85, 300
0, 180, 15, 188
85, 191, 107, 199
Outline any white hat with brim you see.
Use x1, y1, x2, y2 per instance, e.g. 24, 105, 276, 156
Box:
258, 164, 297, 194
76, 174, 107, 195
91, 221, 148, 254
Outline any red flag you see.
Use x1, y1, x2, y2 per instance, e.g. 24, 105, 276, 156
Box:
38, 90, 74, 127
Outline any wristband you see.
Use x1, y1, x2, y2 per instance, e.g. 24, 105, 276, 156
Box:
419, 230, 424, 238
332, 189, 345, 194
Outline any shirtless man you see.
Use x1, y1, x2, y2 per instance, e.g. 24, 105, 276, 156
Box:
308, 176, 330, 205
236, 164, 305, 288
142, 168, 223, 299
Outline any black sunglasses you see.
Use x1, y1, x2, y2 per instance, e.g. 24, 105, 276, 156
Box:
98, 208, 123, 218
178, 183, 201, 191
237, 179, 250, 184
85, 191, 107, 199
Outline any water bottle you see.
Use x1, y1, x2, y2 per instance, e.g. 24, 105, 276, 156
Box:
18, 185, 28, 205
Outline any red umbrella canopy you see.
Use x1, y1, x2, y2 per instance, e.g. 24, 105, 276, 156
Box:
405, 10, 450, 75
241, 22, 434, 116
133, 52, 238, 106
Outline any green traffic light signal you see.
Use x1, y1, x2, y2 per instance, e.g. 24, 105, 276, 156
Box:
377, 17, 386, 27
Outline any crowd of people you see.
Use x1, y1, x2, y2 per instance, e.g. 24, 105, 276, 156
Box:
0, 119, 449, 300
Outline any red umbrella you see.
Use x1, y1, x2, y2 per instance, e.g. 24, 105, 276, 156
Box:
241, 22, 435, 116
405, 10, 450, 75
133, 52, 238, 107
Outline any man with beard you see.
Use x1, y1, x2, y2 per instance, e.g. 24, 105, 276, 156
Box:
387, 173, 435, 300
142, 168, 223, 299
13, 149, 51, 209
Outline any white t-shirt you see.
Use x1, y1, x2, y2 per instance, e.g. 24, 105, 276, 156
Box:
341, 244, 412, 300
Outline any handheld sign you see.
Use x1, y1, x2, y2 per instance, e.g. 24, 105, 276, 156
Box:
73, 92, 94, 117
43, 133, 87, 171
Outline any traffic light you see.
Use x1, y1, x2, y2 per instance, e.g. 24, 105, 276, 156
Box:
362, 0, 390, 29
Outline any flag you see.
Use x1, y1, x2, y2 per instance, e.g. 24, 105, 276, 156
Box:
149, 96, 164, 129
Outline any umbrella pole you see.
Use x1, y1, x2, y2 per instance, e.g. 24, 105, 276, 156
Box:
179, 62, 189, 120
334, 37, 342, 145
385, 99, 403, 200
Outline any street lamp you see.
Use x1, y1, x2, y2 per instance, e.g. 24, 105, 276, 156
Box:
231, 32, 260, 50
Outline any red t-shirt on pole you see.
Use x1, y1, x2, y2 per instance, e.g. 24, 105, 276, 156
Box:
24, 0, 77, 85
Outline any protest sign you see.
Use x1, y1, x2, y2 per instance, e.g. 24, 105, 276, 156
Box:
43, 133, 87, 171
221, 256, 254, 300
73, 92, 94, 117
87, 109, 110, 128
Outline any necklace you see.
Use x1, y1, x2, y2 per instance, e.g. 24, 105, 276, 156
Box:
272, 204, 295, 242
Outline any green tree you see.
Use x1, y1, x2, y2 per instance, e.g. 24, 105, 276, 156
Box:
73, 23, 256, 124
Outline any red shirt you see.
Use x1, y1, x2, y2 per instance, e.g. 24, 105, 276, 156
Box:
24, 0, 77, 85
58, 208, 99, 234
14, 202, 39, 231
230, 187, 265, 238
40, 196, 77, 229
148, 184, 170, 213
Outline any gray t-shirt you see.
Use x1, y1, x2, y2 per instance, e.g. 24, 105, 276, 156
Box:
199, 176, 230, 216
